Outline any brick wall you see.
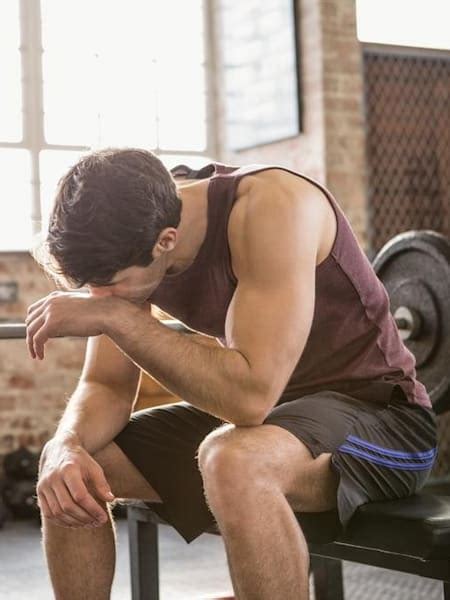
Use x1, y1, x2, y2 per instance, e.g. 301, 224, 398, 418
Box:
0, 254, 86, 469
321, 0, 368, 246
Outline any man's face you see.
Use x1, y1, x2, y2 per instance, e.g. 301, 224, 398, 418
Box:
87, 259, 166, 305
86, 227, 177, 304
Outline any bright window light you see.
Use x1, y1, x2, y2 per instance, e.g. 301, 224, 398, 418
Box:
356, 0, 450, 50
41, 0, 207, 150
0, 150, 32, 251
0, 1, 211, 251
0, 1, 22, 142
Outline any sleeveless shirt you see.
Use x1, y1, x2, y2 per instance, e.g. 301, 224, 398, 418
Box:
150, 162, 431, 409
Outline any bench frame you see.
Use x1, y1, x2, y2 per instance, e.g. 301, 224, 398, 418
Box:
126, 504, 450, 600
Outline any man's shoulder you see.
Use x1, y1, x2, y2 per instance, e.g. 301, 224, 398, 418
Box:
227, 169, 331, 278
234, 167, 326, 208
233, 167, 329, 229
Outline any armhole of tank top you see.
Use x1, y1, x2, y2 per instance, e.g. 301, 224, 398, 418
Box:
285, 170, 343, 263
212, 172, 240, 287
225, 166, 344, 274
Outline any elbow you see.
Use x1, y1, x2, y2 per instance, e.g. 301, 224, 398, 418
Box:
232, 414, 265, 427
231, 392, 274, 427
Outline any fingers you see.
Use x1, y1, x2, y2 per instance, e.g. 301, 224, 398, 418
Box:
36, 489, 72, 527
25, 303, 46, 327
52, 479, 99, 525
64, 469, 110, 523
26, 296, 50, 320
36, 467, 112, 529
32, 322, 49, 360
26, 314, 45, 359
38, 481, 109, 530
88, 463, 116, 504
39, 487, 86, 529
25, 292, 62, 360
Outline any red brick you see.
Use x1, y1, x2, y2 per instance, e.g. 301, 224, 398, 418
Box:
8, 374, 35, 390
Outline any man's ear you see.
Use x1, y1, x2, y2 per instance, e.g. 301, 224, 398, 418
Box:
152, 228, 177, 259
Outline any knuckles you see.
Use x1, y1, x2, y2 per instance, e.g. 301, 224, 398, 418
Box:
71, 491, 87, 503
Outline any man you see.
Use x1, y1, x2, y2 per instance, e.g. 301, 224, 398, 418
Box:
27, 148, 437, 600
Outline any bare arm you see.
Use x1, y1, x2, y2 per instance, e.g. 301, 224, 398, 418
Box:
104, 179, 323, 425
36, 334, 141, 529
27, 177, 325, 428
54, 333, 141, 454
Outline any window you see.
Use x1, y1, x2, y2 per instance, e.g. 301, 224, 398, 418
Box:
0, 0, 215, 251
356, 0, 450, 50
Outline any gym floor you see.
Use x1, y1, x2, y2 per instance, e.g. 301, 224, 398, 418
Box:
0, 517, 444, 599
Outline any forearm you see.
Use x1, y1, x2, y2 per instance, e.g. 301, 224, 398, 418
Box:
54, 381, 133, 454
105, 308, 264, 425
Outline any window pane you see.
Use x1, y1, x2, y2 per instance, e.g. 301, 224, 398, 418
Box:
155, 0, 206, 150
39, 150, 85, 232
356, 0, 450, 49
41, 0, 99, 146
41, 0, 206, 149
41, 0, 159, 147
0, 1, 22, 142
157, 71, 207, 151
0, 150, 31, 250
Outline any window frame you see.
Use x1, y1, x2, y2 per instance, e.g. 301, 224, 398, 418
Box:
0, 0, 218, 250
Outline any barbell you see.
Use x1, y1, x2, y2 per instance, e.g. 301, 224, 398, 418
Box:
372, 230, 450, 414
1, 230, 449, 411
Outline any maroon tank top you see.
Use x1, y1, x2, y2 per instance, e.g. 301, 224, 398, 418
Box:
151, 162, 431, 409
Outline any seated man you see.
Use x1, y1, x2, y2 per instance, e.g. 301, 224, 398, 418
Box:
27, 148, 437, 600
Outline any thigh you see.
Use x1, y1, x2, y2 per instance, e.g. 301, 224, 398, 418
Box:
253, 423, 339, 513
200, 420, 339, 512
110, 401, 224, 540
92, 440, 162, 502
112, 400, 223, 481
264, 391, 382, 461
264, 391, 438, 528
261, 392, 381, 512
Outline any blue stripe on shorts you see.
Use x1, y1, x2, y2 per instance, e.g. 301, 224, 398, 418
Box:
338, 435, 437, 471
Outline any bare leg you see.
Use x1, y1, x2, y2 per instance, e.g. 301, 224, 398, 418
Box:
215, 487, 310, 600
41, 500, 116, 600
41, 441, 161, 600
198, 424, 338, 600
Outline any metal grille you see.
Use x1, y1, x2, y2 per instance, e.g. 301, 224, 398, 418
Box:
363, 45, 450, 256
363, 45, 450, 480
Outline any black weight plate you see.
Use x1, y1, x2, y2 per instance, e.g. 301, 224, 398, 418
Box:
373, 230, 450, 414
388, 279, 438, 367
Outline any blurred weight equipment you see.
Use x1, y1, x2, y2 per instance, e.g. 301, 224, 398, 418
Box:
373, 230, 450, 413
4, 446, 40, 480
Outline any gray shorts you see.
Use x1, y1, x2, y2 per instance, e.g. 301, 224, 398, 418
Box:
113, 387, 437, 543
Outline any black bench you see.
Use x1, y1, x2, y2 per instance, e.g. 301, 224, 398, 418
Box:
123, 481, 450, 599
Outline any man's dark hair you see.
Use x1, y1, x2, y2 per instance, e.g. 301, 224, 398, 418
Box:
34, 147, 181, 288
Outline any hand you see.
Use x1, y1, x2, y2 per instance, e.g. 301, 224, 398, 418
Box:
36, 437, 115, 529
25, 291, 118, 360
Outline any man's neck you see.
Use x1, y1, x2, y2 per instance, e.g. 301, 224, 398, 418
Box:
167, 179, 210, 275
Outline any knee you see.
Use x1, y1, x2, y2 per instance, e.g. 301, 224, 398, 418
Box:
199, 425, 247, 475
197, 426, 271, 502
